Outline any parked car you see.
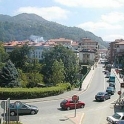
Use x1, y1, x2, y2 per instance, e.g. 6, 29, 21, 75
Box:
60, 99, 85, 110
9, 101, 39, 116
105, 72, 110, 78
109, 75, 115, 82
106, 86, 115, 95
109, 82, 116, 89
95, 92, 111, 101
106, 112, 124, 124
103, 70, 109, 74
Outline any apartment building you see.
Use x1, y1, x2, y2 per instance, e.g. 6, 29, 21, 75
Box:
78, 38, 99, 64
108, 39, 124, 65
78, 38, 98, 51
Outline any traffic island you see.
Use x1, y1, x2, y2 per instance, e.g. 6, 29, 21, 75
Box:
66, 112, 85, 124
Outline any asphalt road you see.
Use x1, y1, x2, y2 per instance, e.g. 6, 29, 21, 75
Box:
81, 63, 120, 124
0, 63, 121, 124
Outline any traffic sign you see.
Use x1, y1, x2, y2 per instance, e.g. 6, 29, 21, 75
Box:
14, 101, 22, 109
1, 101, 6, 109
72, 95, 79, 103
121, 83, 124, 88
118, 91, 121, 95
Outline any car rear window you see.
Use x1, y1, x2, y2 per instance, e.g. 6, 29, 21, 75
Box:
61, 100, 68, 103
107, 87, 113, 90
112, 113, 121, 119
97, 92, 104, 95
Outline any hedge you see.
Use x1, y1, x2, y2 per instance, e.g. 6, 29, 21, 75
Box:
0, 83, 71, 100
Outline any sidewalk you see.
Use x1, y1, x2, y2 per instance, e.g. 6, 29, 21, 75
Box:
111, 68, 123, 84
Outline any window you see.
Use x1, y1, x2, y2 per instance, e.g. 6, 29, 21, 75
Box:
112, 113, 121, 119
10, 104, 14, 108
122, 116, 124, 120
22, 105, 27, 108
69, 101, 74, 103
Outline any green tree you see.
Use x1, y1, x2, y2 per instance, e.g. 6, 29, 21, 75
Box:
17, 69, 28, 88
51, 59, 65, 85
41, 45, 79, 85
0, 59, 19, 87
0, 42, 9, 69
9, 44, 31, 69
25, 72, 44, 88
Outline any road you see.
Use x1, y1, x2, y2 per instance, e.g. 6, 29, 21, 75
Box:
81, 63, 120, 124
0, 63, 121, 124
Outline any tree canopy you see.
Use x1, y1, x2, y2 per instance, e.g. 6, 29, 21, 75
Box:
9, 44, 31, 69
0, 59, 19, 87
0, 41, 9, 69
41, 45, 79, 85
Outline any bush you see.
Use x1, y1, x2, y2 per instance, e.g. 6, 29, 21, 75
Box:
0, 83, 72, 100
2, 122, 22, 124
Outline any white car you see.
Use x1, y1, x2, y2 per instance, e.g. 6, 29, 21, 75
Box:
106, 112, 124, 124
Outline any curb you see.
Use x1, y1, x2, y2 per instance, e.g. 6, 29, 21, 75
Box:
112, 69, 123, 83
9, 68, 96, 104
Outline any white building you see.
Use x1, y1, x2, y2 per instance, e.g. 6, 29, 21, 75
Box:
78, 38, 99, 64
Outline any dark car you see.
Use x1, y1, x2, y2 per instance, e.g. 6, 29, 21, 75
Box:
9, 102, 39, 116
109, 82, 115, 89
106, 86, 115, 95
95, 92, 111, 101
60, 99, 85, 110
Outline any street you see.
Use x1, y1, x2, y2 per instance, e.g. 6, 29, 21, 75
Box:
0, 63, 121, 124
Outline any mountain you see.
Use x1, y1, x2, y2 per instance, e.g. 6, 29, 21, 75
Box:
0, 13, 108, 48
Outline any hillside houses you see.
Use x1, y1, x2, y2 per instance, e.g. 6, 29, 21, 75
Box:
3, 38, 99, 64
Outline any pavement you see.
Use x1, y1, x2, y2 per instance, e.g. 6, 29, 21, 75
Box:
111, 68, 123, 83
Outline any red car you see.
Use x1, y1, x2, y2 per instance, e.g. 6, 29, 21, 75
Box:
60, 99, 85, 110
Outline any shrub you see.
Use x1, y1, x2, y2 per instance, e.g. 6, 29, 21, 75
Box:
0, 83, 72, 100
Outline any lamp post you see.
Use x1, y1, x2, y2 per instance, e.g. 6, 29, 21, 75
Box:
78, 74, 82, 91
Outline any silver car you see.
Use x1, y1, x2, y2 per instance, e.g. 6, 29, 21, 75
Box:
106, 112, 124, 124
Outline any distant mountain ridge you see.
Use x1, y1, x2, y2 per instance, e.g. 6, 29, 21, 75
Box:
0, 13, 108, 48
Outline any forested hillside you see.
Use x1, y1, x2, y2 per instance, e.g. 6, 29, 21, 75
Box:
0, 13, 108, 48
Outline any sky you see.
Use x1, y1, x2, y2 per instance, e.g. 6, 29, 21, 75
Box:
1, 0, 124, 41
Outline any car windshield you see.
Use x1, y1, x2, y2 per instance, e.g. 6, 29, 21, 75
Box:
112, 113, 121, 119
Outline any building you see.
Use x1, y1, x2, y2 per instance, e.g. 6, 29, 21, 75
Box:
78, 38, 99, 51
4, 38, 99, 64
78, 38, 99, 64
48, 38, 73, 47
4, 40, 48, 61
108, 39, 124, 66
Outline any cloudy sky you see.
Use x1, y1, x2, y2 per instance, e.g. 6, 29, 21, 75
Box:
1, 0, 124, 41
